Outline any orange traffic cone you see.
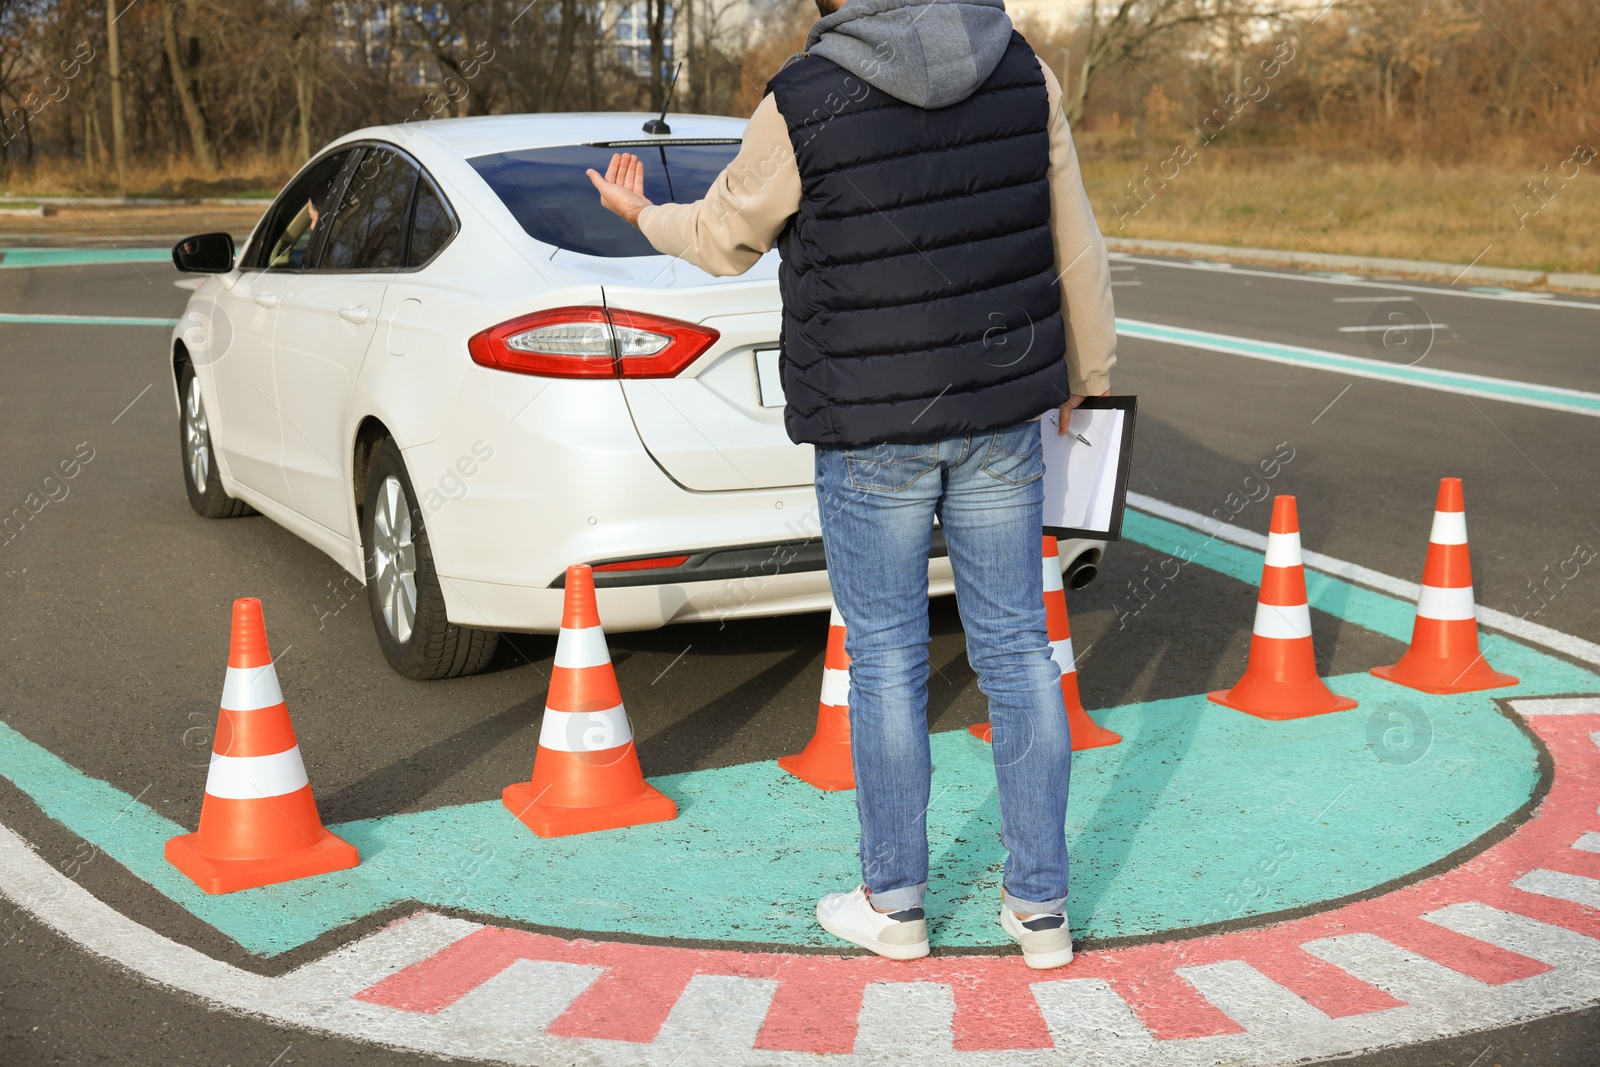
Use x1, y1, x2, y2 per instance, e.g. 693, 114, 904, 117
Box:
778, 604, 855, 790
1208, 496, 1357, 720
503, 564, 677, 837
166, 598, 358, 894
1372, 478, 1517, 694
970, 536, 1121, 749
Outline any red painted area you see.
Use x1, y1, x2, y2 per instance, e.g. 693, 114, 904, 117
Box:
357, 713, 1600, 1053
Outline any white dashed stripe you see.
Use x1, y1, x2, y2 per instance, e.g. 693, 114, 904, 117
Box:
1417, 584, 1476, 621
1049, 638, 1075, 675
1514, 869, 1600, 910
1429, 509, 1469, 545
552, 625, 611, 670
538, 704, 631, 753
219, 665, 284, 712
1263, 531, 1302, 568
1511, 697, 1600, 716
820, 667, 850, 708
204, 747, 308, 800
1252, 601, 1312, 640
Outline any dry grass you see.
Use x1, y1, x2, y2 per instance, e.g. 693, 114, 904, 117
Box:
1078, 143, 1600, 275
3, 144, 1598, 275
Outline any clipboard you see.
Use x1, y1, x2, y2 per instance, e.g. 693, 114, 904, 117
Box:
1040, 395, 1138, 541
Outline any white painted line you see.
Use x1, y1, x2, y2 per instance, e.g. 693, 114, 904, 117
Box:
1423, 902, 1600, 971
1514, 869, 1600, 910
1176, 959, 1335, 1033
653, 974, 779, 1052
430, 957, 602, 1062
1304, 933, 1492, 1004
1030, 977, 1154, 1052
856, 982, 953, 1053
1337, 323, 1448, 333
1509, 697, 1600, 716
1572, 832, 1600, 855
1119, 255, 1600, 311
280, 912, 481, 1001
1129, 491, 1600, 669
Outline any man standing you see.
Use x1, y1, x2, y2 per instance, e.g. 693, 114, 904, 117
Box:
589, 0, 1115, 969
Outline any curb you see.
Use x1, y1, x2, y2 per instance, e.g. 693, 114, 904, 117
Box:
1105, 237, 1600, 294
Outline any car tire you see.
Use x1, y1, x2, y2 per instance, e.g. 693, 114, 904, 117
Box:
362, 437, 499, 680
179, 361, 254, 519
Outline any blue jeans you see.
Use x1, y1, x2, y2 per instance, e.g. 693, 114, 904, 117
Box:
815, 420, 1071, 915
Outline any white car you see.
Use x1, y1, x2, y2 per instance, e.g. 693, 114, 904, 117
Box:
170, 111, 1106, 678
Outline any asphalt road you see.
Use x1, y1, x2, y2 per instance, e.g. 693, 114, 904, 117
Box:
1, 252, 1597, 1065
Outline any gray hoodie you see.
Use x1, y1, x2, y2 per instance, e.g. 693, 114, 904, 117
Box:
805, 0, 1016, 110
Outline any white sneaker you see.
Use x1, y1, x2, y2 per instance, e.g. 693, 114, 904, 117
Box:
1000, 907, 1074, 970
816, 886, 930, 960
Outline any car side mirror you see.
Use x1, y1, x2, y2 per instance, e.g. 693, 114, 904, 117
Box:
172, 232, 235, 273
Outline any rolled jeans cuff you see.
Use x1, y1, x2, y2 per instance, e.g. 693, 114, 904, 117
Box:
1003, 887, 1067, 915
867, 881, 927, 912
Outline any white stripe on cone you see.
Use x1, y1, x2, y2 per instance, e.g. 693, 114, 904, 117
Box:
1264, 531, 1303, 568
538, 704, 632, 753
219, 665, 284, 712
553, 625, 612, 670
1048, 637, 1075, 676
1042, 555, 1064, 592
1417, 584, 1477, 621
1253, 601, 1314, 641
828, 605, 844, 628
1429, 510, 1469, 545
820, 666, 849, 707
205, 747, 309, 800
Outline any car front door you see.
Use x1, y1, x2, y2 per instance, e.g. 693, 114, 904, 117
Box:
271, 145, 418, 537
207, 148, 354, 504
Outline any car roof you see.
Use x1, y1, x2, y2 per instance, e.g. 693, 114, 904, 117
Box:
332, 112, 749, 160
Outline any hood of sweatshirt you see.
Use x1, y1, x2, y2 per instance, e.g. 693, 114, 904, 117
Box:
804, 0, 1015, 110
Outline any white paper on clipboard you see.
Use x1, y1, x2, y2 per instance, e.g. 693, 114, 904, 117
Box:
1040, 406, 1125, 535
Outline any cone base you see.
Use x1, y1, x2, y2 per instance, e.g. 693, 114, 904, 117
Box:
1207, 681, 1357, 721
502, 780, 677, 838
969, 717, 1123, 750
1370, 659, 1518, 695
164, 830, 358, 894
777, 748, 855, 791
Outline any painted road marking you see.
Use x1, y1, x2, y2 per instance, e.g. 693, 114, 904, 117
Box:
1513, 869, 1600, 909
0, 248, 172, 268
1117, 317, 1600, 418
1514, 696, 1600, 715
1336, 323, 1448, 332
1175, 959, 1336, 1034
655, 973, 778, 1054
0, 312, 181, 326
1574, 832, 1600, 854
857, 982, 955, 1053
1425, 902, 1600, 971
1113, 254, 1600, 311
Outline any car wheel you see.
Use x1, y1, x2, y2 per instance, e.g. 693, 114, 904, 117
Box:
363, 437, 500, 679
179, 362, 254, 519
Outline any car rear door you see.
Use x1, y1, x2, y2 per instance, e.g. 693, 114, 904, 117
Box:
271, 145, 416, 536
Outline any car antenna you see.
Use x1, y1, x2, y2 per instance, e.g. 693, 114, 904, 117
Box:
642, 62, 683, 135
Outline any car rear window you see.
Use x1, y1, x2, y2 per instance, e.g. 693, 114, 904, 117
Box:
468, 142, 742, 258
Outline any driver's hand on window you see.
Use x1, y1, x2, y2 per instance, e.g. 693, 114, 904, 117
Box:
587, 153, 654, 228
306, 199, 320, 230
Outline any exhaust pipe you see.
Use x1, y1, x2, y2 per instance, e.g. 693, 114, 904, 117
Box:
1064, 550, 1101, 590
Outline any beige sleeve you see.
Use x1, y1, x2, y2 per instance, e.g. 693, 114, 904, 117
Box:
1039, 63, 1117, 395
637, 94, 802, 277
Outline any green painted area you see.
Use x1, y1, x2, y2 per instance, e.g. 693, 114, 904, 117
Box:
0, 248, 171, 268
1116, 317, 1600, 416
0, 313, 179, 327
1, 507, 1588, 955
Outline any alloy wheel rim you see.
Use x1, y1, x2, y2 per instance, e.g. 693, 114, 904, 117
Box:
184, 377, 210, 490
372, 475, 418, 643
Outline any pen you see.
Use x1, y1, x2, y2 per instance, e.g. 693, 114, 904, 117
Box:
1074, 433, 1092, 447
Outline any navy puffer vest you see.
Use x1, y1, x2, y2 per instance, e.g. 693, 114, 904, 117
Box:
766, 32, 1071, 448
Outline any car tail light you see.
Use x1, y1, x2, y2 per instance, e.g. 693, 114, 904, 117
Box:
468, 306, 719, 379
593, 554, 691, 572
